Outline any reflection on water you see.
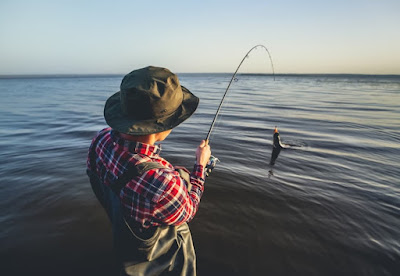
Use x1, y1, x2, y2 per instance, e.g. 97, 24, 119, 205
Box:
0, 74, 399, 275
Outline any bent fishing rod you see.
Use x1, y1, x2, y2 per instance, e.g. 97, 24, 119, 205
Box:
204, 44, 275, 176
205, 44, 275, 142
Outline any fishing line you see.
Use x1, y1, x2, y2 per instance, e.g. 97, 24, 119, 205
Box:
205, 44, 275, 141
204, 45, 275, 177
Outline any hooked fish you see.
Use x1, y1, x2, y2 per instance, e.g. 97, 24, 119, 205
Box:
270, 126, 284, 166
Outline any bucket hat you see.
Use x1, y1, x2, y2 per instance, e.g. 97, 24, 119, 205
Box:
104, 66, 199, 135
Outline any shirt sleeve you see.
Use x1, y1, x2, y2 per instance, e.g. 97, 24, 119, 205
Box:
87, 127, 111, 172
153, 164, 205, 225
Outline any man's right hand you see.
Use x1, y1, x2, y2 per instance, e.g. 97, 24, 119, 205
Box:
196, 140, 211, 168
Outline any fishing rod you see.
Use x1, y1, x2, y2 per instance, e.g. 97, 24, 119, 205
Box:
205, 44, 275, 141
204, 44, 275, 176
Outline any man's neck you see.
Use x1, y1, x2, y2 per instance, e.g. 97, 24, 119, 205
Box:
120, 133, 156, 145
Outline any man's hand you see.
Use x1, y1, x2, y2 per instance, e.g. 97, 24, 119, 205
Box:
196, 140, 211, 168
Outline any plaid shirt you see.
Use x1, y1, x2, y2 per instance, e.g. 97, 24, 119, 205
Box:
87, 128, 205, 228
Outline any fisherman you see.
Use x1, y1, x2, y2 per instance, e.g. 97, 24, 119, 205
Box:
87, 66, 211, 276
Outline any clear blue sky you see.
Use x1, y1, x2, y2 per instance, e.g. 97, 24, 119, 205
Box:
1, 0, 399, 75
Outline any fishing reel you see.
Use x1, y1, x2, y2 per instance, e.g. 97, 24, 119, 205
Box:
205, 155, 219, 177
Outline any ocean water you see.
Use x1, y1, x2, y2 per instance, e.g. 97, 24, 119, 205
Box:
0, 74, 399, 275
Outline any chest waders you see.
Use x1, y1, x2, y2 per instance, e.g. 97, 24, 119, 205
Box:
87, 138, 196, 276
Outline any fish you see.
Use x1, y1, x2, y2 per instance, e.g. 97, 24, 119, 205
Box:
270, 126, 284, 166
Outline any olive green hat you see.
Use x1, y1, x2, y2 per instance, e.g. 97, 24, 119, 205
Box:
104, 66, 199, 135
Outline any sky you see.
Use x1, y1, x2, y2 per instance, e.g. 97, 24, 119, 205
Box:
0, 0, 399, 75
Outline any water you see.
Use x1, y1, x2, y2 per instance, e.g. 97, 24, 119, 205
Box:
0, 74, 399, 275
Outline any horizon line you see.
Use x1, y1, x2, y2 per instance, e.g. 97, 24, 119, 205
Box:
1, 72, 400, 79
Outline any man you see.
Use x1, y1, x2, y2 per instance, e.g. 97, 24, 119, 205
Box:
87, 66, 211, 275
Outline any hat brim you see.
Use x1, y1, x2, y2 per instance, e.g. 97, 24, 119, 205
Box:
104, 86, 199, 135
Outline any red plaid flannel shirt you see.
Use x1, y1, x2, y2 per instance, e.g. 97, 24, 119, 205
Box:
87, 128, 205, 228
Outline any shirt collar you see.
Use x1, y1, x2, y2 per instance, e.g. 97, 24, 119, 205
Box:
111, 130, 162, 157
